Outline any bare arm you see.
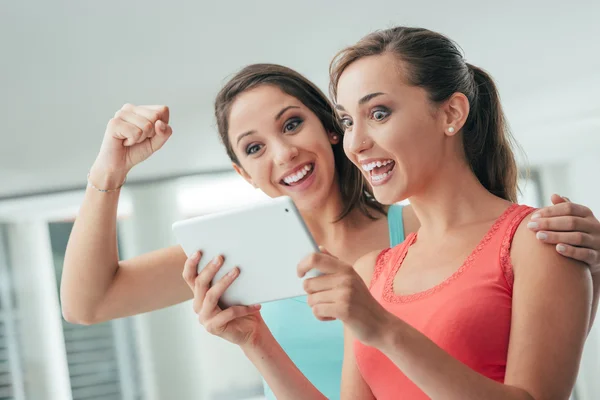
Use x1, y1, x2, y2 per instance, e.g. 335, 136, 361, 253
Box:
526, 198, 600, 331
61, 171, 193, 325
182, 251, 326, 399
242, 324, 327, 400
340, 327, 375, 400
364, 215, 591, 399
339, 250, 378, 399
60, 104, 193, 324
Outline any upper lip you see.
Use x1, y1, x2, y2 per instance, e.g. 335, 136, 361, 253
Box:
278, 162, 314, 183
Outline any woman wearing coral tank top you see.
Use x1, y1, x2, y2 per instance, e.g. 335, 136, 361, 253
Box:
188, 27, 593, 399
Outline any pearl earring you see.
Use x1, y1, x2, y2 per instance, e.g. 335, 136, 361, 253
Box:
448, 127, 455, 133
332, 135, 338, 141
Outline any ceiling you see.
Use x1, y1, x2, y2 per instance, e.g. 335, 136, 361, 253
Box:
1, 0, 598, 199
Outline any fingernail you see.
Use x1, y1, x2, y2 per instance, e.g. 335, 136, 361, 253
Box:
212, 255, 222, 264
194, 251, 201, 259
527, 222, 539, 229
536, 232, 548, 240
227, 268, 238, 277
252, 304, 261, 309
531, 213, 541, 220
557, 244, 567, 253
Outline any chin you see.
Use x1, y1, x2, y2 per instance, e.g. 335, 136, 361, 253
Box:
291, 193, 326, 212
372, 185, 407, 206
287, 184, 329, 211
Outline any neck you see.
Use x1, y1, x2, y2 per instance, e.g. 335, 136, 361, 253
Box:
408, 158, 510, 239
298, 179, 365, 249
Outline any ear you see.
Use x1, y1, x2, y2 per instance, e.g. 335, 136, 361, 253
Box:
328, 131, 341, 145
441, 92, 469, 137
232, 162, 257, 188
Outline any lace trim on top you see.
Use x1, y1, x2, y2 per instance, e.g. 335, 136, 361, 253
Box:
499, 206, 537, 290
370, 248, 393, 289
382, 204, 519, 304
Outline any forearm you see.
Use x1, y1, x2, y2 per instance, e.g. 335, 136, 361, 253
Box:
61, 166, 126, 324
375, 318, 533, 400
242, 323, 326, 400
588, 274, 600, 332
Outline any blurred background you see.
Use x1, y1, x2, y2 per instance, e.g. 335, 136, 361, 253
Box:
0, 1, 598, 399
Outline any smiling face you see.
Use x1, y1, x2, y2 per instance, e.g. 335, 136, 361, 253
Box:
227, 84, 340, 211
335, 53, 453, 205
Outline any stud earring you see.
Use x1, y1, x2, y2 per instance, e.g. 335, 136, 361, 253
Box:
448, 127, 455, 133
332, 135, 338, 141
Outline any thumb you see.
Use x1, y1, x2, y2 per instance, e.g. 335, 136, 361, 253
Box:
318, 246, 335, 257
150, 120, 173, 151
551, 193, 570, 205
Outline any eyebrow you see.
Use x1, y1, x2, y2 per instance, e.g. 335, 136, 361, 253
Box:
235, 105, 301, 146
236, 130, 256, 145
275, 105, 300, 121
334, 92, 386, 112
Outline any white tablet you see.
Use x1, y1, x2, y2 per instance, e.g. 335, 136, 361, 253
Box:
172, 196, 320, 307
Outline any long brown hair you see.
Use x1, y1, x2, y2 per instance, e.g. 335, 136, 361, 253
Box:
329, 27, 519, 202
214, 63, 386, 220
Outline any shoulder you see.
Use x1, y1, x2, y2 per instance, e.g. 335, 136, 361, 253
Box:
511, 211, 591, 292
354, 248, 391, 288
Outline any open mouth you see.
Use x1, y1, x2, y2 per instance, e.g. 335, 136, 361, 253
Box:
361, 159, 396, 185
281, 163, 315, 186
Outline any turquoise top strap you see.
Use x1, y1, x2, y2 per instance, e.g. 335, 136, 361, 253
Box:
387, 203, 405, 247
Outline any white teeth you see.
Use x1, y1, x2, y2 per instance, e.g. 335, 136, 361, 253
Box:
361, 159, 393, 172
283, 164, 313, 184
372, 172, 389, 182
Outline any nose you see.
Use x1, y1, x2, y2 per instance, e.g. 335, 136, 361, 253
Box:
272, 140, 299, 166
345, 120, 372, 156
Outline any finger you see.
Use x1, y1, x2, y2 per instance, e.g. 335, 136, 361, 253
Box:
115, 110, 155, 144
550, 193, 569, 205
125, 104, 166, 126
311, 303, 341, 322
303, 274, 343, 294
556, 244, 599, 267
297, 252, 344, 277
204, 305, 262, 334
107, 117, 143, 147
306, 288, 339, 306
535, 231, 595, 248
196, 255, 225, 286
200, 267, 240, 319
182, 251, 202, 289
150, 120, 173, 152
140, 105, 170, 124
318, 246, 332, 256
193, 277, 207, 314
532, 202, 592, 220
527, 216, 594, 233
192, 256, 225, 313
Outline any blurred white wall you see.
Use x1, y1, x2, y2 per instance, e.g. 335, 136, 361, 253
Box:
6, 222, 71, 400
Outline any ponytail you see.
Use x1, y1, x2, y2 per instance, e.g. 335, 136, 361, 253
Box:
464, 64, 518, 202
